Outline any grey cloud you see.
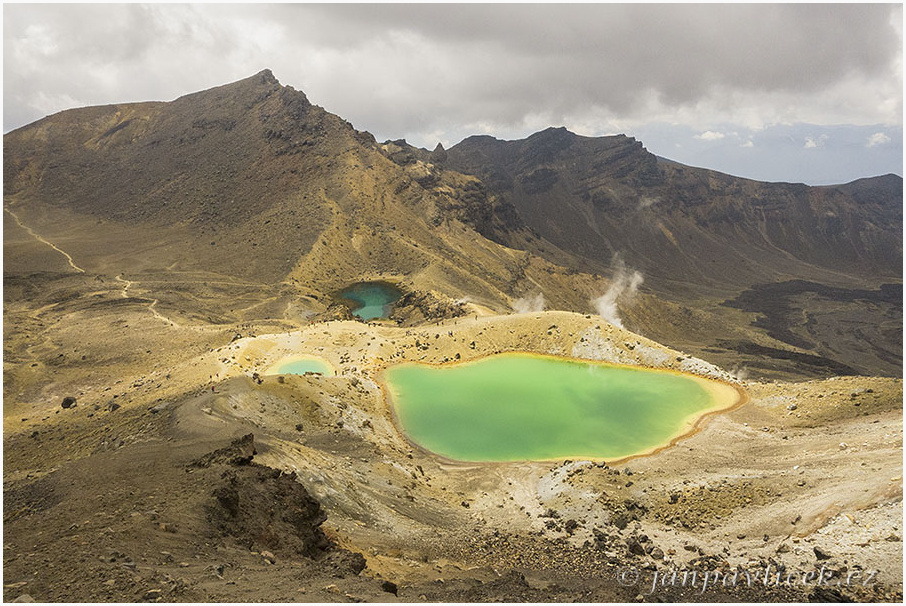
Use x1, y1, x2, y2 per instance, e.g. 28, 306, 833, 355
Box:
281, 4, 899, 107
3, 4, 902, 184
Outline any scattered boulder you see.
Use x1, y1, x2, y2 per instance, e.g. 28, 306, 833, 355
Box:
326, 549, 367, 576
591, 528, 609, 550
61, 396, 77, 409
381, 580, 399, 596
626, 538, 647, 557
814, 546, 832, 560
142, 589, 162, 601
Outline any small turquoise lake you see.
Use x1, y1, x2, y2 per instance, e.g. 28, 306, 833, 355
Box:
337, 281, 402, 320
264, 355, 335, 377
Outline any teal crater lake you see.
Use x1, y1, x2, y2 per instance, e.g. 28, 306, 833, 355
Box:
383, 353, 743, 462
337, 281, 402, 320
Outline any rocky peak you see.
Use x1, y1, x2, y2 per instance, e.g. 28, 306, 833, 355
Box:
431, 142, 448, 163
257, 68, 279, 85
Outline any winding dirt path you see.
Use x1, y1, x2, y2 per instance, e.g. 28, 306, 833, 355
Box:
5, 207, 86, 273
115, 274, 180, 328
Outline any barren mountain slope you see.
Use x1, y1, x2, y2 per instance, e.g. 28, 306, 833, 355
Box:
436, 128, 902, 377
443, 127, 901, 293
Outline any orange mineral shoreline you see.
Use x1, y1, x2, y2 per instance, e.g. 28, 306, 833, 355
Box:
377, 350, 749, 467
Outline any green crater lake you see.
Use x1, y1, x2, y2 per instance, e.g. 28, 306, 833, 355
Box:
264, 355, 335, 377
383, 353, 741, 462
337, 281, 402, 320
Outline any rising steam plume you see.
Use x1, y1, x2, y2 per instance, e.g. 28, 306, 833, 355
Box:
513, 292, 545, 314
592, 257, 643, 328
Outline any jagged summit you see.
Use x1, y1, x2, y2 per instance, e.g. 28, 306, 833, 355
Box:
171, 67, 308, 110
527, 125, 575, 141
257, 68, 279, 84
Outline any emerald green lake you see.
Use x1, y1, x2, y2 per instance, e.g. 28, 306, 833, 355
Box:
384, 353, 740, 462
264, 355, 335, 377
337, 281, 402, 320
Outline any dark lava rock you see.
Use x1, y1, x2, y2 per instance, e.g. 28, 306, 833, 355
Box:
627, 539, 647, 557
592, 528, 609, 549
814, 546, 832, 560
61, 396, 77, 409
207, 465, 329, 558
190, 433, 257, 468
610, 512, 629, 530
326, 549, 367, 576
381, 580, 399, 596
809, 586, 855, 602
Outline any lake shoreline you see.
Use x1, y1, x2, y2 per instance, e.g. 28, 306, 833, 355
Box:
379, 350, 747, 465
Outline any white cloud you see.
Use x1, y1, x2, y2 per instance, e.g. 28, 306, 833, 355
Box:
804, 135, 829, 149
867, 131, 891, 147
741, 140, 755, 148
695, 130, 725, 140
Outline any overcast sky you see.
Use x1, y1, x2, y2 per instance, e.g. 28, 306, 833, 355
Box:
4, 3, 903, 184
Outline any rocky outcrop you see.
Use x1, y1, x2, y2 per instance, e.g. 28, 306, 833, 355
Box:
389, 290, 469, 325
189, 433, 257, 468
200, 436, 364, 571
312, 302, 355, 323
208, 464, 331, 558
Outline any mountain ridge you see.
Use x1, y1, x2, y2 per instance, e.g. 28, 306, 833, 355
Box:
438, 125, 901, 293
4, 70, 901, 378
